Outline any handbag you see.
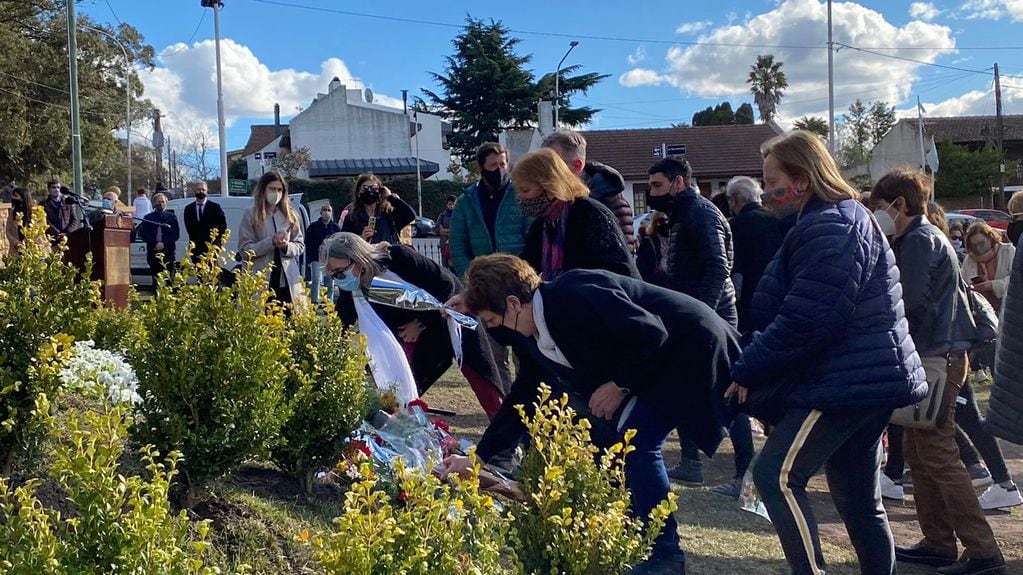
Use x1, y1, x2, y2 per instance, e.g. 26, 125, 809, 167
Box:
890, 356, 950, 429
966, 285, 999, 344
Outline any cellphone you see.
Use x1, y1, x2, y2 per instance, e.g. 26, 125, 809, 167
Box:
367, 216, 377, 229
971, 275, 985, 285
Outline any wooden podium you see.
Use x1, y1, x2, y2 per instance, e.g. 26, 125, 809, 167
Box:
65, 213, 133, 308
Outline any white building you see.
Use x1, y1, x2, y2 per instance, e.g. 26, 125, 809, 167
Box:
242, 78, 451, 182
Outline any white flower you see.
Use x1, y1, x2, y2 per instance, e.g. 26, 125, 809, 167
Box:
58, 340, 141, 404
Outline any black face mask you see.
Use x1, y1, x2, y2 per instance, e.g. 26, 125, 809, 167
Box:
194, 192, 207, 201
481, 168, 507, 191
656, 225, 669, 237
647, 193, 675, 214
359, 190, 381, 205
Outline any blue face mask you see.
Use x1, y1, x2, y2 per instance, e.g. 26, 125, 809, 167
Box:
336, 269, 361, 292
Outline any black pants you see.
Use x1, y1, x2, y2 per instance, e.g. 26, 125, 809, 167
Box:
680, 414, 755, 479
147, 250, 175, 291
754, 407, 895, 575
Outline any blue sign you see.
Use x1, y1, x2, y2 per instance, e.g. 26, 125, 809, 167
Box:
264, 151, 278, 159
652, 144, 687, 157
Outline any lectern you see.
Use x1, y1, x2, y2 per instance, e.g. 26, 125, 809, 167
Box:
64, 213, 133, 307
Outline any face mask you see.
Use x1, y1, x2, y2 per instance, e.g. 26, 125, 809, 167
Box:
359, 189, 381, 205
155, 203, 166, 213
872, 202, 898, 237
321, 211, 333, 222
656, 225, 669, 237
952, 239, 963, 250
481, 168, 507, 191
647, 192, 675, 214
336, 269, 361, 292
519, 194, 555, 218
194, 192, 207, 201
971, 239, 993, 258
265, 191, 282, 206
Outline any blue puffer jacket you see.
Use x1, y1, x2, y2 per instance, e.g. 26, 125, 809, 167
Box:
731, 197, 927, 412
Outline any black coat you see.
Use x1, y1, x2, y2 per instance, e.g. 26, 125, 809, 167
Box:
582, 161, 635, 250
665, 188, 737, 327
636, 233, 668, 286
730, 202, 784, 332
477, 269, 742, 461
991, 235, 1023, 444
184, 200, 227, 259
522, 196, 639, 280
341, 195, 416, 245
336, 244, 504, 395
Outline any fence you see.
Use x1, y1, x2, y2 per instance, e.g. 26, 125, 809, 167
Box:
412, 238, 443, 266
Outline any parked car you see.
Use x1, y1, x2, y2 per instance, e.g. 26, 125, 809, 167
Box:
953, 209, 1011, 232
411, 216, 437, 238
946, 212, 981, 231
130, 194, 310, 289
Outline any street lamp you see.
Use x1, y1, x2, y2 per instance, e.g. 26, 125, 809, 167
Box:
201, 0, 228, 197
553, 40, 579, 130
86, 26, 133, 204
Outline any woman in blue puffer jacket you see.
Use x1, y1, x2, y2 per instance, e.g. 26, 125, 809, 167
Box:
726, 130, 928, 575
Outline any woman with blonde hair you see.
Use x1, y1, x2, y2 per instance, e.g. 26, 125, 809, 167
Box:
513, 148, 637, 280
341, 173, 415, 245
727, 130, 926, 575
962, 221, 1016, 314
238, 170, 306, 306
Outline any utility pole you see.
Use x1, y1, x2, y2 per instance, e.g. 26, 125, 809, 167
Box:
201, 0, 229, 196
152, 109, 164, 186
414, 109, 422, 216
994, 62, 1006, 210
827, 0, 836, 155
66, 1, 84, 196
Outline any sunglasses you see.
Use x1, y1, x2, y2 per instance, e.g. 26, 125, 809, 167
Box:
330, 262, 356, 279
360, 185, 381, 193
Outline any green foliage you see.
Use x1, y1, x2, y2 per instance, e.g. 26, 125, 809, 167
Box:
735, 102, 755, 125
934, 141, 1009, 199
127, 240, 291, 506
839, 99, 895, 165
91, 303, 143, 354
272, 304, 367, 493
793, 116, 829, 139
310, 457, 507, 575
290, 176, 465, 222
747, 54, 788, 123
509, 385, 676, 575
0, 209, 101, 474
535, 65, 611, 128
228, 157, 248, 181
690, 102, 755, 126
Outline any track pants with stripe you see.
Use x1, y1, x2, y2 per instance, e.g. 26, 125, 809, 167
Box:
753, 407, 895, 575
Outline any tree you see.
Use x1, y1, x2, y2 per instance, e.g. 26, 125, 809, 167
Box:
271, 146, 312, 180
735, 102, 755, 125
534, 66, 609, 127
934, 142, 1006, 200
793, 116, 829, 139
868, 101, 896, 147
0, 3, 155, 185
747, 54, 788, 123
228, 156, 248, 180
840, 99, 871, 164
177, 124, 217, 182
692, 102, 734, 126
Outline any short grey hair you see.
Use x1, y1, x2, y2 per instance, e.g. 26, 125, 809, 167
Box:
541, 130, 587, 162
322, 232, 389, 288
725, 176, 763, 203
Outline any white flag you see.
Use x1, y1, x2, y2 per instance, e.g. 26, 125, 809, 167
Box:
926, 135, 939, 174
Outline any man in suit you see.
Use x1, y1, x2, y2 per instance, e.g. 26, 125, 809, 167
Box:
444, 253, 742, 575
139, 193, 180, 290
183, 180, 226, 262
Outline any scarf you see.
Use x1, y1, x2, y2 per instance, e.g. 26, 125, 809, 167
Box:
540, 201, 571, 281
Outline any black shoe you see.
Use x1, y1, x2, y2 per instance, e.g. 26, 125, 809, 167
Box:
895, 543, 958, 567
628, 551, 686, 575
936, 554, 1005, 575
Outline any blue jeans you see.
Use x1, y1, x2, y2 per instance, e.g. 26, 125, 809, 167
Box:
622, 398, 682, 560
308, 261, 335, 304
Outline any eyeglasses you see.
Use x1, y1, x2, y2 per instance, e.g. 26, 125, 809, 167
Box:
360, 185, 381, 193
330, 262, 356, 279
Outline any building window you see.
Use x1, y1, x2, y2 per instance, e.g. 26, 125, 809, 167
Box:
633, 183, 649, 214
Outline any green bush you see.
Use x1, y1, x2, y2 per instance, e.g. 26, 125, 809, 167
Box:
91, 302, 142, 354
310, 457, 506, 575
272, 303, 367, 493
0, 340, 224, 575
288, 176, 465, 221
0, 208, 101, 474
508, 385, 677, 575
127, 240, 291, 507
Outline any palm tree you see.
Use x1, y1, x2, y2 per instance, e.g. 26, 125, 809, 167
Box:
747, 54, 788, 123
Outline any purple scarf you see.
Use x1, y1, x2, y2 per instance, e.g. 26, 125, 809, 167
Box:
540, 201, 571, 280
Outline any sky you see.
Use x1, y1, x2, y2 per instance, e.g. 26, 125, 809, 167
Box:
80, 0, 1023, 160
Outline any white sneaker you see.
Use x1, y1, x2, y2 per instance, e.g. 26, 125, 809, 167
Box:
978, 483, 1023, 510
880, 474, 905, 500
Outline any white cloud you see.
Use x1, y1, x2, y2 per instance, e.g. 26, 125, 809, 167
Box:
905, 83, 1023, 117
909, 1, 942, 20
139, 38, 404, 148
961, 0, 1023, 21
620, 0, 956, 122
627, 46, 646, 65
675, 20, 712, 35
618, 68, 669, 88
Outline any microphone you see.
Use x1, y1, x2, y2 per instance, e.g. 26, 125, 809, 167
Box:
133, 217, 171, 228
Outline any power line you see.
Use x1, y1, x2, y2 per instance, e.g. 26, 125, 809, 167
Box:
245, 0, 1023, 52
834, 44, 992, 75
0, 70, 69, 95
104, 0, 123, 27
158, 10, 208, 58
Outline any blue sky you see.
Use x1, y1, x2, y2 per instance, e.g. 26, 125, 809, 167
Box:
81, 0, 1023, 157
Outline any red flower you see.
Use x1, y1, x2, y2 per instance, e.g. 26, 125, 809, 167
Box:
432, 418, 450, 433
349, 439, 372, 458
398, 490, 408, 502
408, 399, 429, 412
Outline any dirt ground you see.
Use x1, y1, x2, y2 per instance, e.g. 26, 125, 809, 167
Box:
423, 369, 1023, 575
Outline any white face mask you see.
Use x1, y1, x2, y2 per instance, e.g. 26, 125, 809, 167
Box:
265, 191, 282, 206
873, 201, 898, 236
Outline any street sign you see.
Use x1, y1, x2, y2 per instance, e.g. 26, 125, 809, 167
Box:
254, 152, 262, 160
228, 179, 248, 194
652, 144, 687, 157
263, 151, 277, 159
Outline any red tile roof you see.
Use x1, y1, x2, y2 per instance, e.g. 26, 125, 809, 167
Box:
242, 124, 288, 156
906, 115, 1023, 144
580, 123, 783, 181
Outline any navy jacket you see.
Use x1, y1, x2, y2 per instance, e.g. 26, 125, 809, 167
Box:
731, 197, 927, 413
140, 209, 180, 256
304, 218, 342, 264
730, 202, 784, 333
991, 235, 1023, 444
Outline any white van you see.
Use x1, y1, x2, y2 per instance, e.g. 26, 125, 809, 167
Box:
130, 194, 311, 289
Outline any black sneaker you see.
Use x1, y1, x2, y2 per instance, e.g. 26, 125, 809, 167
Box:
936, 553, 1005, 575
710, 477, 742, 498
666, 458, 703, 486
895, 543, 958, 567
628, 550, 686, 575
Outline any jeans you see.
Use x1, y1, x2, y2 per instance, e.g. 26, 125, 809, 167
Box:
679, 414, 755, 479
308, 261, 335, 304
754, 407, 895, 575
955, 381, 1012, 484
622, 398, 683, 562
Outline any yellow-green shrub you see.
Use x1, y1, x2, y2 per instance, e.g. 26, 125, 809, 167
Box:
508, 385, 677, 575
0, 208, 101, 474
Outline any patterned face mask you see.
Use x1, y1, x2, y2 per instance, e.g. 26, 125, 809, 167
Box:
519, 194, 556, 218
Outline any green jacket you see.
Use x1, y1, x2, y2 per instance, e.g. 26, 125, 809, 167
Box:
450, 181, 533, 277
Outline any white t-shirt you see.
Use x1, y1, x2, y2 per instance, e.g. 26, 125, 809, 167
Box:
134, 196, 152, 220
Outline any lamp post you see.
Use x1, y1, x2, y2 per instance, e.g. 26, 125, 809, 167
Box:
553, 40, 579, 130
86, 26, 133, 204
66, 0, 84, 197
201, 0, 228, 197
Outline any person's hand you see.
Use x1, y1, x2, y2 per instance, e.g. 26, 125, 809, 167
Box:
398, 320, 425, 343
972, 280, 994, 293
155, 241, 164, 251
272, 232, 287, 249
381, 186, 392, 200
724, 383, 749, 404
443, 293, 467, 315
361, 226, 375, 240
442, 454, 472, 478
589, 381, 628, 421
